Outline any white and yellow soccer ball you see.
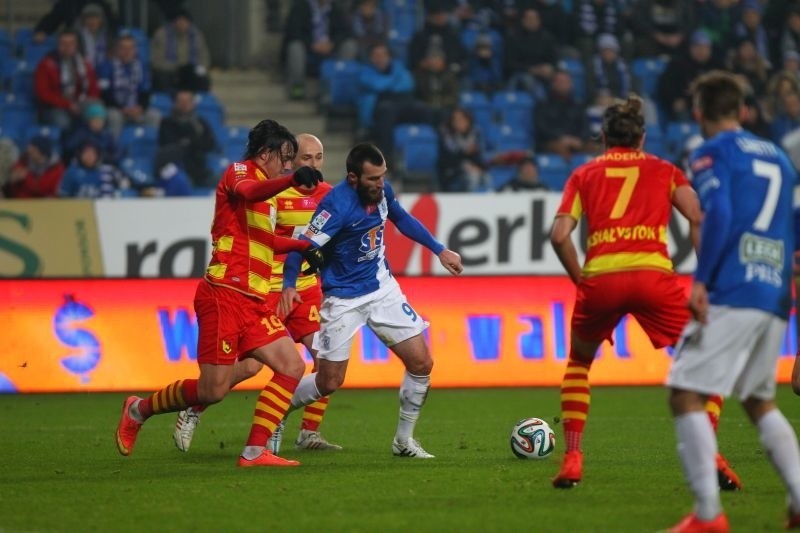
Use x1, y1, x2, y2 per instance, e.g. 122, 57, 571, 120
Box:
510, 417, 556, 459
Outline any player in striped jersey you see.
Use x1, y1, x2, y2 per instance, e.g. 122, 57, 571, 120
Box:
115, 119, 323, 467
549, 95, 705, 488
172, 134, 341, 453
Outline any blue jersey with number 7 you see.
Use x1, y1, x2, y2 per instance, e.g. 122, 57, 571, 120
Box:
689, 128, 799, 318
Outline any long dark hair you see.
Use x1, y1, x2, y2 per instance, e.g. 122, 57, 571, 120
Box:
244, 119, 297, 160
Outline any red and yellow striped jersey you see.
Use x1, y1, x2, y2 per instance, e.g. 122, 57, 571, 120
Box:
556, 147, 689, 276
269, 181, 333, 292
205, 159, 278, 299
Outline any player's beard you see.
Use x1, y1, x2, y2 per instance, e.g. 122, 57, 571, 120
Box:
357, 181, 384, 205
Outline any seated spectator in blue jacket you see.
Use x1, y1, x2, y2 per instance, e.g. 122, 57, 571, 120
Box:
464, 33, 504, 94
771, 90, 800, 145
534, 69, 587, 161
588, 33, 631, 101
62, 101, 120, 164
358, 42, 414, 151
59, 142, 131, 197
97, 34, 161, 138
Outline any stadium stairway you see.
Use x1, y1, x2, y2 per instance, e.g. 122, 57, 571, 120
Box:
210, 69, 351, 184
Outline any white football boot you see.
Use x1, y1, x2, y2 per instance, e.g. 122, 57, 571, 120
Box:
295, 429, 343, 450
173, 407, 201, 452
267, 420, 285, 454
392, 437, 435, 458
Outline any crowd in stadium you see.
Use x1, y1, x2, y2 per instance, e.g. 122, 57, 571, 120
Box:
2, 0, 800, 197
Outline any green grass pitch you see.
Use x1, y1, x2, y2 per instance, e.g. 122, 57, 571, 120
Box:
1, 386, 798, 532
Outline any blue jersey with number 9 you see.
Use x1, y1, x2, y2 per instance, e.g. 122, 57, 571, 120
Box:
689, 129, 799, 318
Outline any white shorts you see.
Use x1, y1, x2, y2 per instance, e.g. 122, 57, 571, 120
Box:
666, 305, 787, 401
313, 278, 429, 362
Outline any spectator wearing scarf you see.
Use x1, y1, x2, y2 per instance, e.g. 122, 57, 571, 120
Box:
34, 29, 100, 130
588, 33, 631, 101
76, 3, 112, 68
97, 34, 160, 137
151, 8, 211, 92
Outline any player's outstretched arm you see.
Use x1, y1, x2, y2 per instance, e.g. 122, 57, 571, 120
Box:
233, 168, 323, 202
388, 202, 446, 255
438, 249, 463, 275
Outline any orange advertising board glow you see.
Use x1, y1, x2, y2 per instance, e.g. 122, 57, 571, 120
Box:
0, 278, 795, 393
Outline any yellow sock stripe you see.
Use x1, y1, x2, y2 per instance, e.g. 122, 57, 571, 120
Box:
563, 410, 588, 421
253, 415, 277, 431
269, 383, 293, 404
167, 382, 178, 408
565, 364, 589, 375
256, 401, 286, 422
561, 392, 590, 403
259, 389, 290, 411
153, 390, 163, 412
562, 378, 589, 388
302, 411, 324, 423
174, 381, 185, 406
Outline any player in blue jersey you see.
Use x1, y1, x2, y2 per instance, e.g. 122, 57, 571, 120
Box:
666, 71, 800, 533
281, 142, 463, 458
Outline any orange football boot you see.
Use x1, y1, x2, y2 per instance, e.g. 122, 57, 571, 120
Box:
552, 450, 582, 488
237, 449, 300, 467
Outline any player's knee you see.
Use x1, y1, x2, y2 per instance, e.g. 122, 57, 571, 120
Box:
412, 357, 433, 376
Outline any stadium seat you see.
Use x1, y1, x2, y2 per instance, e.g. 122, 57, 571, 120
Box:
8, 60, 34, 101
148, 92, 173, 117
664, 121, 700, 162
195, 92, 225, 142
320, 59, 361, 109
0, 94, 36, 145
118, 125, 158, 159
643, 126, 667, 159
221, 126, 247, 162
486, 124, 531, 153
569, 153, 594, 172
558, 58, 586, 103
23, 124, 61, 145
206, 153, 231, 176
631, 57, 667, 99
385, 0, 417, 63
491, 91, 534, 136
393, 124, 438, 186
461, 27, 504, 61
120, 156, 155, 186
459, 91, 493, 137
487, 165, 516, 190
536, 153, 570, 190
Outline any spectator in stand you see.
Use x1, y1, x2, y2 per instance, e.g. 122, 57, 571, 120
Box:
58, 142, 131, 198
506, 7, 558, 101
358, 42, 415, 152
734, 0, 769, 61
764, 67, 800, 122
280, 0, 357, 100
438, 106, 488, 192
783, 49, 800, 78
587, 33, 630, 101
75, 3, 113, 69
584, 88, 614, 154
0, 137, 20, 196
501, 156, 549, 192
2, 136, 64, 198
574, 0, 624, 64
34, 29, 100, 130
350, 0, 387, 60
150, 9, 211, 93
156, 89, 217, 187
32, 0, 116, 43
628, 0, 692, 58
534, 69, 587, 161
695, 0, 739, 50
516, 0, 575, 51
770, 90, 800, 146
656, 29, 720, 122
727, 37, 770, 98
782, 6, 800, 61
463, 33, 504, 94
743, 92, 771, 139
414, 47, 460, 110
408, 2, 465, 78
62, 101, 120, 164
97, 34, 160, 138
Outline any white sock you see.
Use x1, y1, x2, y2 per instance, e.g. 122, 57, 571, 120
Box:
130, 399, 145, 423
289, 373, 322, 411
241, 446, 264, 460
758, 409, 800, 513
675, 411, 721, 520
396, 372, 430, 442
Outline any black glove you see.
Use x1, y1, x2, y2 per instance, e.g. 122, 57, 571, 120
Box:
301, 247, 325, 275
293, 167, 323, 188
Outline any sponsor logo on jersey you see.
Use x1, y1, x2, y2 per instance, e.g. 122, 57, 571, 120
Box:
358, 226, 384, 261
234, 162, 247, 172
310, 210, 331, 231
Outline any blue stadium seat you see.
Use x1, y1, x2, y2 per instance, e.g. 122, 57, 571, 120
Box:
118, 125, 158, 159
664, 121, 700, 162
393, 123, 438, 176
569, 153, 594, 172
644, 126, 667, 159
120, 156, 155, 186
486, 124, 531, 153
0, 94, 36, 144
491, 91, 534, 136
320, 59, 361, 109
206, 153, 231, 176
10, 60, 34, 100
558, 58, 586, 103
221, 126, 247, 161
631, 57, 667, 99
385, 0, 417, 63
536, 153, 570, 190
459, 91, 493, 137
195, 92, 225, 137
488, 165, 516, 190
461, 28, 504, 60
149, 92, 173, 117
24, 124, 61, 145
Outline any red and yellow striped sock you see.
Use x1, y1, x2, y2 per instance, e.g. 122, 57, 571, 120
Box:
300, 396, 330, 432
138, 379, 199, 419
245, 373, 299, 447
561, 358, 591, 453
705, 394, 723, 434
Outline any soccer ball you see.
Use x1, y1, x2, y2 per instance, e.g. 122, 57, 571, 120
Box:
510, 417, 556, 459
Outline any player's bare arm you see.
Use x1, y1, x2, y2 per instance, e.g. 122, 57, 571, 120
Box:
550, 214, 582, 285
438, 249, 463, 275
672, 184, 703, 253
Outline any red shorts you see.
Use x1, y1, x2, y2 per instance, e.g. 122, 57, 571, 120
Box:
265, 284, 322, 342
194, 280, 289, 365
571, 270, 690, 348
